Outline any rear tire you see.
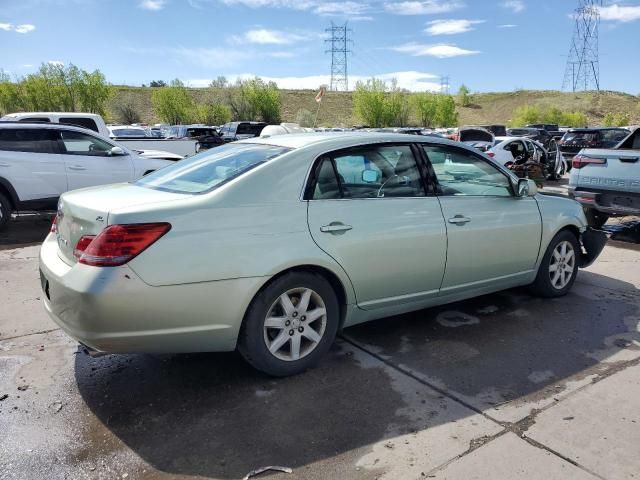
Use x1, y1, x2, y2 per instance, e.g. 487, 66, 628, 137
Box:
530, 230, 580, 298
584, 208, 609, 228
0, 192, 11, 231
238, 271, 339, 377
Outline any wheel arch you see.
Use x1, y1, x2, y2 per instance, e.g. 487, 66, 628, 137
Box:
0, 176, 19, 210
248, 264, 352, 329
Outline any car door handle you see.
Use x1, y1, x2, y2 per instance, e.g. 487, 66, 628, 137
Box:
320, 223, 353, 234
68, 165, 87, 171
448, 215, 471, 225
619, 157, 639, 163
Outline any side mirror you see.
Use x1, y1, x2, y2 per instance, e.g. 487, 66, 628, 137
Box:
110, 146, 126, 156
362, 169, 381, 183
516, 178, 538, 197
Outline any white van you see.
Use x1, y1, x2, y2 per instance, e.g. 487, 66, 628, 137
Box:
0, 112, 110, 137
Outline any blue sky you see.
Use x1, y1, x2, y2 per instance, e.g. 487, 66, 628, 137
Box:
1, 0, 639, 93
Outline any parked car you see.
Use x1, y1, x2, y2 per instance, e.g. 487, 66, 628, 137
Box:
569, 128, 640, 227
466, 124, 507, 137
260, 123, 307, 137
39, 133, 606, 376
488, 136, 565, 183
525, 124, 566, 141
219, 122, 267, 142
559, 128, 630, 168
508, 127, 555, 151
107, 125, 151, 139
458, 126, 494, 152
0, 122, 178, 230
1, 112, 110, 137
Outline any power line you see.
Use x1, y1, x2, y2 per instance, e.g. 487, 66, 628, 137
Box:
562, 0, 602, 92
325, 22, 352, 92
440, 75, 450, 94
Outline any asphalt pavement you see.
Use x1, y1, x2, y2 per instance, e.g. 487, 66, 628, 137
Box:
1, 192, 639, 480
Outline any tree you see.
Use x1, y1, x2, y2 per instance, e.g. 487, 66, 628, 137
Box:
78, 69, 112, 115
435, 95, 458, 127
412, 92, 439, 127
210, 76, 228, 89
0, 71, 22, 115
603, 112, 630, 127
457, 84, 471, 107
295, 108, 315, 128
227, 77, 281, 123
353, 78, 388, 127
149, 80, 166, 88
111, 92, 141, 124
385, 80, 410, 127
194, 103, 232, 125
151, 79, 194, 125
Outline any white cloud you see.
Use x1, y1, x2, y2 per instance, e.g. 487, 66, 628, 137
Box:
217, 0, 370, 16
14, 24, 35, 33
233, 28, 310, 45
186, 71, 442, 92
598, 4, 640, 22
393, 42, 480, 58
500, 0, 525, 13
269, 51, 296, 58
498, 24, 517, 28
425, 19, 484, 35
384, 1, 465, 15
139, 0, 167, 10
47, 60, 64, 66
0, 22, 36, 33
21, 64, 33, 68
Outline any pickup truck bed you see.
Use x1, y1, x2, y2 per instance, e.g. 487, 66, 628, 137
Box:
569, 128, 640, 227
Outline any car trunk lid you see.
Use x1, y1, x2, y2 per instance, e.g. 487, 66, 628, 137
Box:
54, 183, 189, 265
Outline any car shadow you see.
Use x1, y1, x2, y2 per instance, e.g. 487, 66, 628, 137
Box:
74, 271, 639, 479
0, 213, 53, 251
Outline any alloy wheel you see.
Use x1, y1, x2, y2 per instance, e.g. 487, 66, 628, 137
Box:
263, 287, 327, 362
549, 240, 576, 289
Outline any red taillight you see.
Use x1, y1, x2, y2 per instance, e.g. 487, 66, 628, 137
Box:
73, 235, 95, 259
75, 223, 171, 267
487, 152, 495, 158
572, 154, 606, 169
50, 215, 58, 233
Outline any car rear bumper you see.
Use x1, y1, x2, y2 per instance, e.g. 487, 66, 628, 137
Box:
579, 228, 608, 268
569, 187, 640, 216
39, 234, 266, 354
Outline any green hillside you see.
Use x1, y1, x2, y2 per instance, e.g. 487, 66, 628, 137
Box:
107, 87, 640, 127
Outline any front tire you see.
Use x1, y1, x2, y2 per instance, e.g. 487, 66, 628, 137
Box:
238, 272, 339, 377
0, 192, 11, 231
530, 230, 580, 298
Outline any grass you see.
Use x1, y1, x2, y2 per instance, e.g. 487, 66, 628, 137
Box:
107, 87, 640, 127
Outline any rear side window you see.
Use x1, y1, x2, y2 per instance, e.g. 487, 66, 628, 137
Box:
0, 128, 58, 153
601, 129, 629, 146
19, 117, 51, 123
59, 117, 99, 132
237, 123, 265, 136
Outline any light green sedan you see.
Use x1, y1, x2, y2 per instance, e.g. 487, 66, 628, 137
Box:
39, 133, 607, 376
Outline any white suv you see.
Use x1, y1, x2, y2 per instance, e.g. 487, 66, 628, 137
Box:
0, 123, 178, 229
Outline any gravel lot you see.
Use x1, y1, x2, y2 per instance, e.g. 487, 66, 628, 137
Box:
1, 184, 639, 480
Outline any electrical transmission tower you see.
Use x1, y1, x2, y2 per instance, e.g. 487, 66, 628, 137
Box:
562, 0, 602, 92
440, 75, 450, 94
325, 22, 352, 92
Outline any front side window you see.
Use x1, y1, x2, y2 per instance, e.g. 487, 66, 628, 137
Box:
19, 117, 51, 123
60, 130, 114, 156
311, 145, 425, 200
136, 143, 291, 194
0, 128, 57, 153
59, 117, 99, 132
423, 145, 513, 197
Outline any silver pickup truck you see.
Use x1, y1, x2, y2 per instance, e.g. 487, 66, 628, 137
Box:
569, 127, 640, 227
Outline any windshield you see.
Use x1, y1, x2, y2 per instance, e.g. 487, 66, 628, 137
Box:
564, 132, 597, 142
135, 143, 291, 194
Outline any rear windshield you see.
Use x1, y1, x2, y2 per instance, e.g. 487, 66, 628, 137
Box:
135, 143, 291, 194
237, 123, 265, 136
186, 128, 216, 137
111, 128, 149, 137
59, 117, 99, 132
564, 132, 598, 142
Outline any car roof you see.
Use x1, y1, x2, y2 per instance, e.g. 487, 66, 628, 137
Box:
236, 132, 461, 150
2, 112, 101, 118
0, 121, 104, 134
